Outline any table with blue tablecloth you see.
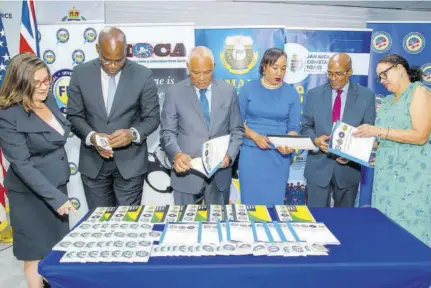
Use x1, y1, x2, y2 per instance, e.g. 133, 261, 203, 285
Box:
38, 208, 431, 288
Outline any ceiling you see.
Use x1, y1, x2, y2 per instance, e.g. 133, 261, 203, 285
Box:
231, 1, 431, 11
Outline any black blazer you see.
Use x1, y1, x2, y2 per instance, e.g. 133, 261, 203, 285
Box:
0, 93, 71, 210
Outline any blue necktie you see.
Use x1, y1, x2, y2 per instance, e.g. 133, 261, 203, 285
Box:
199, 88, 210, 128
106, 76, 116, 115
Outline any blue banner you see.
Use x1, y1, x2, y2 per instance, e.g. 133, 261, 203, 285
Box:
361, 22, 431, 207
284, 29, 372, 205
195, 27, 285, 92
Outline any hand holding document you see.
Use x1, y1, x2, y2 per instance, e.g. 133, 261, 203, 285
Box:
328, 121, 376, 167
95, 134, 113, 151
190, 135, 230, 178
267, 135, 317, 150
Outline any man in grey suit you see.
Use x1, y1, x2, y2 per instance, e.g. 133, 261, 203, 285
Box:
67, 27, 160, 209
301, 53, 376, 208
160, 46, 244, 205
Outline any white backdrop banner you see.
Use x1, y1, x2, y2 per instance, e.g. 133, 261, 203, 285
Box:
38, 23, 195, 227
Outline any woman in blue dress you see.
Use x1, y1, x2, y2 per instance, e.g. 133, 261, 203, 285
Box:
238, 48, 301, 205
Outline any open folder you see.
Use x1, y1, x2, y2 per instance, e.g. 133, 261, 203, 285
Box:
267, 135, 317, 150
328, 121, 376, 167
190, 135, 230, 178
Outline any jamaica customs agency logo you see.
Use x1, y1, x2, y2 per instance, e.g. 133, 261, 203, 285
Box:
70, 197, 81, 210
132, 43, 153, 58
371, 31, 392, 53
69, 162, 78, 175
72, 49, 85, 65
403, 32, 426, 54
83, 28, 97, 44
49, 69, 73, 113
43, 50, 56, 64
220, 36, 258, 75
56, 28, 70, 44
421, 63, 431, 85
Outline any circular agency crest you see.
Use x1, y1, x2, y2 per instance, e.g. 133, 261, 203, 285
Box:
69, 162, 78, 175
43, 50, 56, 64
421, 63, 431, 85
56, 28, 70, 44
371, 31, 392, 53
220, 36, 258, 75
403, 32, 426, 54
284, 43, 308, 84
70, 197, 81, 210
83, 28, 97, 43
49, 69, 73, 113
72, 49, 85, 65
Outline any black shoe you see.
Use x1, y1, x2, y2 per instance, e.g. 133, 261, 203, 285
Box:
43, 280, 51, 288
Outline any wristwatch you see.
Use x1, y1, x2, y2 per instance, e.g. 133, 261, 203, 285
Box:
130, 129, 138, 142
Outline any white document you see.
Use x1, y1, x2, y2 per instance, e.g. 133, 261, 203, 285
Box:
228, 222, 254, 243
290, 222, 340, 245
253, 222, 271, 242
328, 121, 376, 167
191, 135, 230, 178
95, 134, 112, 151
161, 223, 200, 244
267, 135, 317, 150
200, 223, 221, 244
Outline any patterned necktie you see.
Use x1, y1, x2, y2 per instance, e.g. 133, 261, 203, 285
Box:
332, 89, 343, 123
106, 76, 116, 115
199, 88, 210, 128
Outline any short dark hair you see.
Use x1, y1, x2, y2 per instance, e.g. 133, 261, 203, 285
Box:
379, 54, 423, 83
259, 48, 287, 75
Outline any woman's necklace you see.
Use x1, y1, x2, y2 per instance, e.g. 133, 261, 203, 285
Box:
260, 77, 282, 90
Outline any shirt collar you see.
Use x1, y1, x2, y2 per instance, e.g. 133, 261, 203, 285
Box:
194, 83, 212, 92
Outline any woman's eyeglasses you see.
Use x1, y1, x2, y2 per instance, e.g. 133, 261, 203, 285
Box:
34, 76, 52, 88
376, 65, 396, 83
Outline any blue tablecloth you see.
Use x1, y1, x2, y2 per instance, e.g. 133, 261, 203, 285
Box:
39, 208, 431, 288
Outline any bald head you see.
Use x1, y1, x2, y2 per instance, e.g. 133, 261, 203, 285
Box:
96, 27, 127, 76
329, 53, 352, 70
98, 27, 127, 46
327, 53, 353, 90
187, 46, 214, 89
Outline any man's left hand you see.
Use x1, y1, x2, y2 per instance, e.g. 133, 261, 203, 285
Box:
336, 157, 349, 165
220, 155, 231, 169
109, 129, 134, 148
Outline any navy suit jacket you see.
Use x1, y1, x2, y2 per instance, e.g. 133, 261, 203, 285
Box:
0, 94, 71, 210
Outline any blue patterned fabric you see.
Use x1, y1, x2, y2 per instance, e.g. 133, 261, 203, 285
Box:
373, 81, 431, 246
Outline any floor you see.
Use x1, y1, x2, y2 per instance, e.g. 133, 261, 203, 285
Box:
0, 243, 27, 288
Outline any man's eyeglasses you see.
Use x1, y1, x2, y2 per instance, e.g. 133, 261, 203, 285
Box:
34, 76, 52, 88
327, 69, 351, 78
376, 65, 396, 83
100, 56, 126, 66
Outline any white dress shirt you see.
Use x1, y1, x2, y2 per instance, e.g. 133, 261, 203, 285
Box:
85, 68, 140, 146
194, 84, 212, 113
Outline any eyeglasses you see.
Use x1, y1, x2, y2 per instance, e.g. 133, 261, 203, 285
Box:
100, 56, 126, 66
327, 69, 351, 78
376, 65, 396, 83
34, 76, 52, 88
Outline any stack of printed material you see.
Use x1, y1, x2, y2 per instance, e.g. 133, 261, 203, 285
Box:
54, 205, 340, 261
55, 207, 162, 263
153, 220, 339, 257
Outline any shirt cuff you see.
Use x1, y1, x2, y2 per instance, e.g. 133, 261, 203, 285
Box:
130, 127, 141, 143
312, 147, 320, 153
86, 131, 96, 146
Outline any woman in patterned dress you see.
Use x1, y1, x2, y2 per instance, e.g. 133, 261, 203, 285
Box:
354, 54, 431, 246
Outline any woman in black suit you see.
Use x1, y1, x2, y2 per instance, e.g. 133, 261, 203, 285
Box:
0, 53, 76, 288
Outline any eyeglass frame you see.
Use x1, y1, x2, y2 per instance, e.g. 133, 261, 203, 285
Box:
376, 65, 397, 83
327, 68, 352, 78
34, 76, 52, 89
99, 55, 127, 66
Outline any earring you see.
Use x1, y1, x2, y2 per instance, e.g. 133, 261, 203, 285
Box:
400, 73, 404, 78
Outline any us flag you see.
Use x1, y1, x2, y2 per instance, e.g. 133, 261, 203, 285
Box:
0, 16, 11, 236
